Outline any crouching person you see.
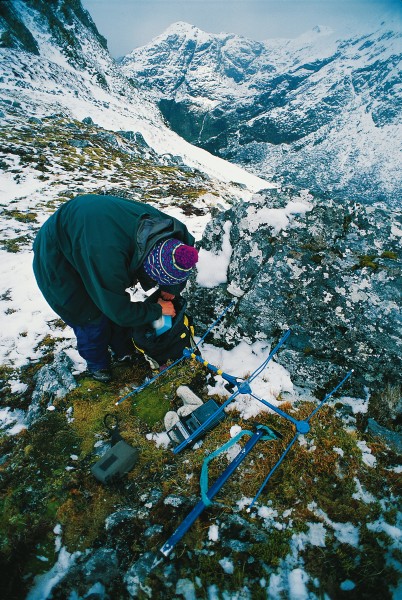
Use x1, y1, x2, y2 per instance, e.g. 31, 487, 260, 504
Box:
33, 194, 198, 382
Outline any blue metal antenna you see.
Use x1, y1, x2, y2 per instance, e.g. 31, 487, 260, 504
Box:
160, 369, 354, 554
173, 329, 291, 454
160, 425, 269, 557
248, 369, 354, 508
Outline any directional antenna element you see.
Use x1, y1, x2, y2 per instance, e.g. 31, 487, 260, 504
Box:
113, 300, 353, 558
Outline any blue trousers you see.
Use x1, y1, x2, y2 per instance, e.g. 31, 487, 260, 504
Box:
67, 314, 134, 372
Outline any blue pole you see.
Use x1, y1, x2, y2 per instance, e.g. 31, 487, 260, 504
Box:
249, 369, 354, 508
195, 300, 236, 347
247, 330, 291, 384
307, 369, 354, 421
183, 349, 238, 386
250, 393, 302, 428
160, 426, 267, 557
249, 433, 299, 509
173, 330, 291, 454
115, 355, 186, 406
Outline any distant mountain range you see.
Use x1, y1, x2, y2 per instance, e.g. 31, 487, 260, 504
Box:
0, 2, 265, 190
122, 21, 402, 205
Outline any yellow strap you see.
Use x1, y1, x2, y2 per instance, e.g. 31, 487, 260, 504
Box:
133, 341, 145, 355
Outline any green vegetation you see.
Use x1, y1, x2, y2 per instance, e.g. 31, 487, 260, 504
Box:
0, 116, 217, 220
0, 111, 400, 598
0, 348, 400, 598
381, 250, 398, 260
352, 250, 400, 273
0, 234, 33, 253
2, 209, 38, 223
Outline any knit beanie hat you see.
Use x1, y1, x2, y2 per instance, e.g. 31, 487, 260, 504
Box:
143, 238, 199, 286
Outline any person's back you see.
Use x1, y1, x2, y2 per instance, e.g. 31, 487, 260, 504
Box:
33, 194, 198, 382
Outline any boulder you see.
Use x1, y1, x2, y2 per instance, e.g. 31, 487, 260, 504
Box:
187, 189, 401, 394
27, 351, 77, 424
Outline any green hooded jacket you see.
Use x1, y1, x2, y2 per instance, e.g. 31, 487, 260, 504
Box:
32, 195, 195, 327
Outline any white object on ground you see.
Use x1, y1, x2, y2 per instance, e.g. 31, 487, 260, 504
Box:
164, 411, 180, 431
176, 386, 204, 407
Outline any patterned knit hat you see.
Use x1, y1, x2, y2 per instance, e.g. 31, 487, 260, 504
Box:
143, 238, 198, 286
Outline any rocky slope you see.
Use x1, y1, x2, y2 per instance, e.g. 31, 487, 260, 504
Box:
122, 20, 402, 206
186, 188, 402, 394
0, 3, 401, 600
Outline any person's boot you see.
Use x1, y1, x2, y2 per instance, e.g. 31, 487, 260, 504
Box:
90, 368, 112, 383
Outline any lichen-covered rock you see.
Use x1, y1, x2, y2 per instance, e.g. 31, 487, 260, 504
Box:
367, 418, 402, 454
82, 548, 120, 585
187, 189, 401, 394
124, 551, 159, 598
27, 351, 77, 424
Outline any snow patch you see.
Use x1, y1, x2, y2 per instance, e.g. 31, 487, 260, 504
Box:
26, 547, 82, 600
146, 431, 171, 448
196, 221, 232, 288
0, 407, 27, 435
208, 524, 219, 541
219, 557, 235, 574
202, 340, 293, 419
242, 199, 312, 235
357, 440, 377, 467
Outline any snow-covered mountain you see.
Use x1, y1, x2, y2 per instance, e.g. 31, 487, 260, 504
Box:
0, 0, 272, 370
0, 2, 267, 190
122, 20, 402, 205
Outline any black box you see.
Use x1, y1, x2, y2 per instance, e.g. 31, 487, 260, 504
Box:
91, 440, 139, 484
167, 400, 225, 447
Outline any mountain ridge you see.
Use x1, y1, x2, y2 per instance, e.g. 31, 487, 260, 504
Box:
122, 20, 402, 205
0, 1, 268, 191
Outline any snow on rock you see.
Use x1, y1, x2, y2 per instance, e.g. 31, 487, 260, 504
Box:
196, 221, 232, 288
242, 199, 312, 235
308, 503, 360, 547
219, 557, 235, 574
352, 477, 377, 504
146, 431, 171, 449
288, 568, 309, 600
176, 578, 197, 600
305, 522, 327, 547
187, 189, 401, 392
357, 440, 377, 467
26, 546, 82, 600
202, 340, 293, 419
208, 524, 219, 541
0, 407, 27, 435
333, 395, 369, 415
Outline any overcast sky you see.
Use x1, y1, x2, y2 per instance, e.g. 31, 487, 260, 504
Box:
81, 0, 402, 58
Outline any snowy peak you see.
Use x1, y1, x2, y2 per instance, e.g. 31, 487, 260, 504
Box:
122, 20, 402, 204
310, 24, 334, 36
160, 21, 207, 39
